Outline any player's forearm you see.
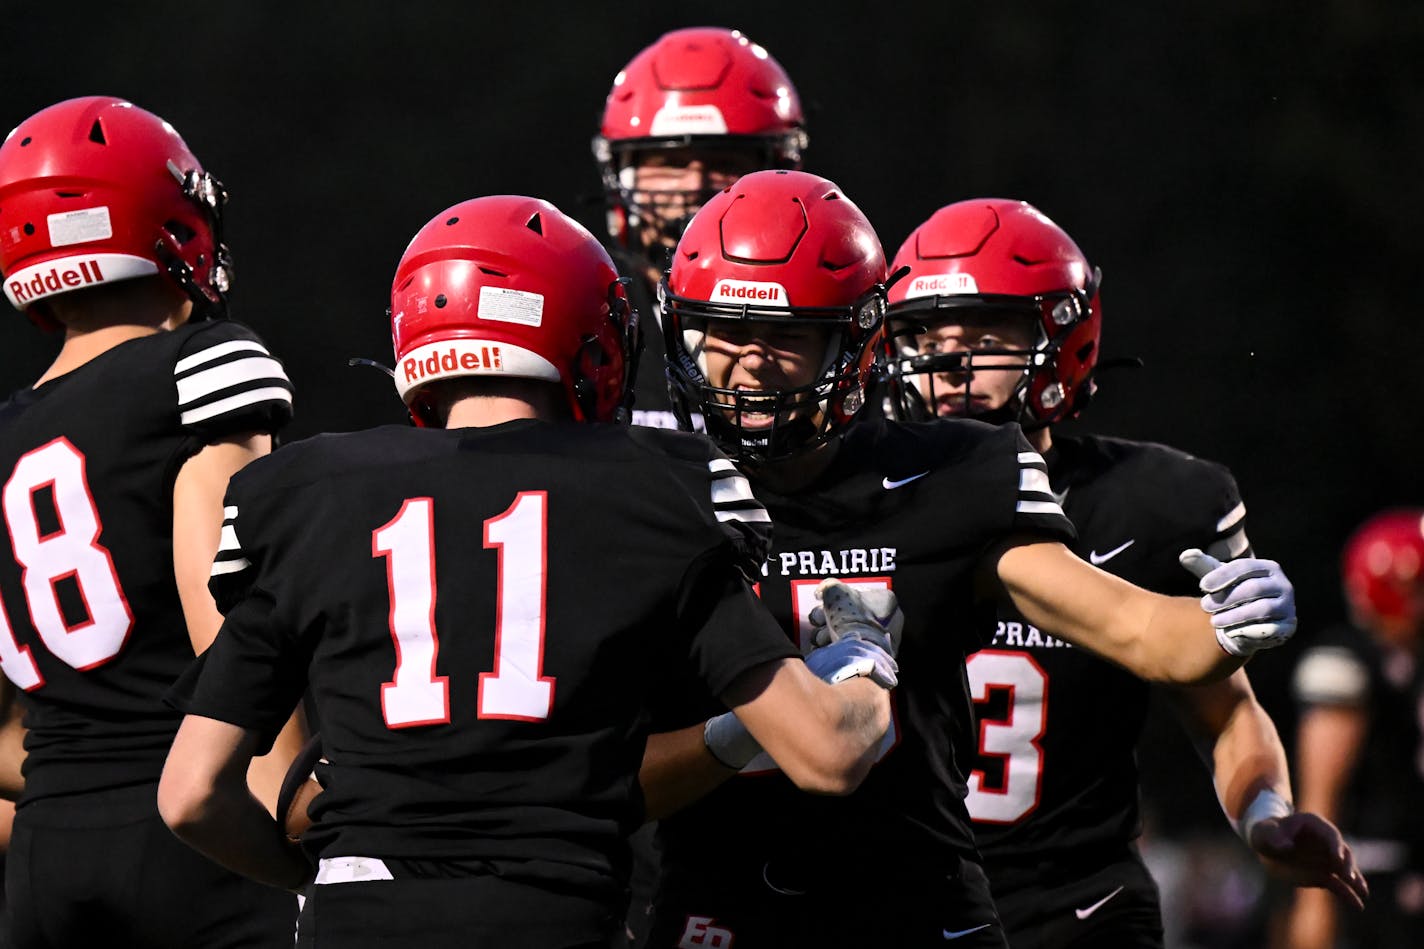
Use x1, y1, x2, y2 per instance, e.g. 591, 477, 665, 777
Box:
161, 776, 311, 891
1209, 693, 1292, 824
159, 715, 311, 890
818, 676, 890, 788
246, 709, 308, 818
639, 724, 740, 820
1130, 594, 1245, 684
996, 541, 1242, 684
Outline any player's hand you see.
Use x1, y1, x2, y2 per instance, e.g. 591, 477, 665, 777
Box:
1249, 811, 1368, 911
808, 579, 904, 655
805, 636, 899, 690
1178, 550, 1297, 656
277, 733, 325, 841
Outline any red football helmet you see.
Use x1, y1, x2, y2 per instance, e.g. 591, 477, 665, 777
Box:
661, 169, 888, 463
1341, 509, 1424, 632
592, 27, 807, 260
885, 199, 1102, 429
390, 195, 639, 425
0, 96, 232, 323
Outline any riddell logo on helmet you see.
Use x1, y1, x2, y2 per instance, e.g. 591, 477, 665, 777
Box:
402, 345, 505, 385
649, 104, 729, 136
8, 259, 107, 304
904, 273, 979, 299
711, 279, 789, 304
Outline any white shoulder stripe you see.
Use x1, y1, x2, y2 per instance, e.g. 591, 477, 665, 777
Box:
210, 557, 251, 577
174, 338, 270, 374
223, 505, 239, 520
1205, 528, 1251, 561
1293, 647, 1369, 705
177, 356, 288, 405
716, 508, 772, 524
1016, 499, 1065, 516
1216, 501, 1247, 533
711, 475, 756, 505
180, 386, 293, 426
1019, 468, 1052, 495
1018, 451, 1046, 466
708, 458, 738, 474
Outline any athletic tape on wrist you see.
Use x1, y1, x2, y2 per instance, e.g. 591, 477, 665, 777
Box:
1237, 788, 1293, 842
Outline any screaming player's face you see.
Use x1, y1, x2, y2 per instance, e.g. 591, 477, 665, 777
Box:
905, 312, 1038, 418
694, 317, 833, 432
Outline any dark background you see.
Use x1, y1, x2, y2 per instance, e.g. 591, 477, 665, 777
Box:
3, 0, 1419, 869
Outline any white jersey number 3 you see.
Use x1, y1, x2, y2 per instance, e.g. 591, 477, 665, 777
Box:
965, 649, 1048, 824
373, 492, 554, 729
0, 438, 134, 689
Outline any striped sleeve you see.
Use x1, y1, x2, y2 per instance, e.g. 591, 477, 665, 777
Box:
1204, 498, 1252, 561
208, 502, 255, 613
706, 455, 773, 577
1010, 448, 1076, 541
174, 322, 294, 438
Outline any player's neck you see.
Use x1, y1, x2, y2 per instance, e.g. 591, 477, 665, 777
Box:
443, 394, 555, 429
35, 323, 168, 387
751, 438, 840, 494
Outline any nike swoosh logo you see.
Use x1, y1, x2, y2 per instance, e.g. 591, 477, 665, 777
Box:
942, 923, 991, 940
883, 471, 930, 490
1088, 539, 1135, 566
1074, 884, 1125, 920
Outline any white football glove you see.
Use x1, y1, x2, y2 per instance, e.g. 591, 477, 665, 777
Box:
805, 636, 899, 690
1179, 548, 1297, 656
808, 579, 904, 656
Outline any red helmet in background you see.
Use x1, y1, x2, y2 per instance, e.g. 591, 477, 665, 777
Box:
885, 198, 1101, 429
592, 27, 807, 259
390, 195, 639, 425
662, 169, 887, 463
1341, 509, 1424, 632
0, 96, 232, 323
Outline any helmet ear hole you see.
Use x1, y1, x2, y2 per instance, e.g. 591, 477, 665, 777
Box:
165, 219, 196, 244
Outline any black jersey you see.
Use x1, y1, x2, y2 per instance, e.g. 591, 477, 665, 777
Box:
654, 415, 1075, 879
176, 420, 795, 902
968, 433, 1248, 865
1292, 624, 1424, 871
0, 320, 292, 803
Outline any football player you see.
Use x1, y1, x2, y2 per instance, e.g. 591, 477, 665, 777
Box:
157, 195, 899, 949
0, 97, 300, 947
593, 26, 807, 430
639, 170, 1300, 949
884, 198, 1366, 947
1286, 509, 1424, 949
592, 30, 808, 942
